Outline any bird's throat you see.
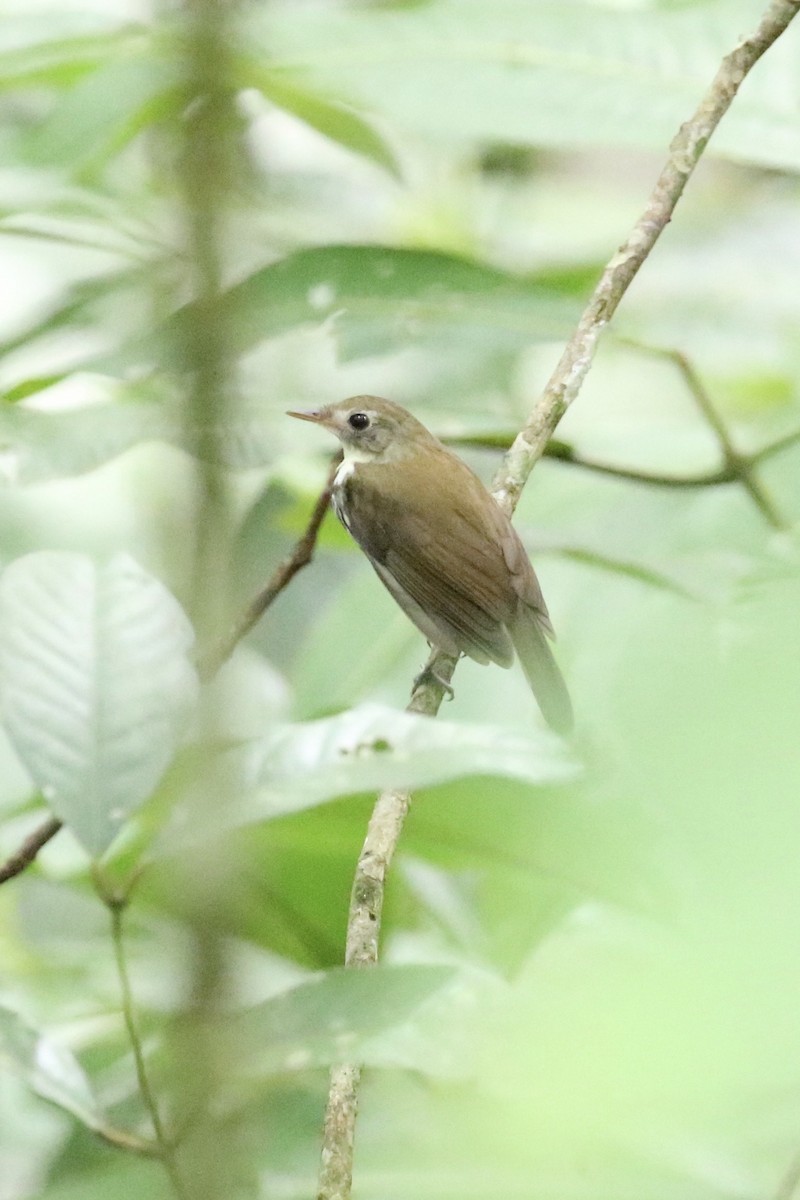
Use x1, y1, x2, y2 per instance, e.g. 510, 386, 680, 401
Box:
334, 440, 416, 488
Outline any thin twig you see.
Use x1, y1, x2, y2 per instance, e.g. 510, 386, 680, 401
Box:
0, 816, 63, 885
667, 350, 787, 529
754, 426, 800, 465
316, 3, 800, 1197
103, 889, 189, 1199
198, 451, 342, 681
454, 432, 735, 487
622, 341, 788, 529
455, 419, 800, 506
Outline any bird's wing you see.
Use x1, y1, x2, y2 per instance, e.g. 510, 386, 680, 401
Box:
339, 447, 527, 665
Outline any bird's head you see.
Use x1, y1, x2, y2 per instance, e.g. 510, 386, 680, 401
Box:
287, 395, 434, 462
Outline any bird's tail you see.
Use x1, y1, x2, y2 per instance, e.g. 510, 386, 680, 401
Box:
510, 609, 573, 734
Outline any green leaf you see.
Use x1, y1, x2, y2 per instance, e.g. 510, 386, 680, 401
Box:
0, 552, 198, 856
1, 249, 577, 480
243, 65, 401, 177
0, 1005, 100, 1128
0, 388, 180, 484
25, 54, 180, 170
0, 18, 134, 91
2, 375, 72, 405
219, 703, 577, 823
214, 245, 578, 362
233, 964, 461, 1075
251, 0, 800, 172
0, 268, 149, 364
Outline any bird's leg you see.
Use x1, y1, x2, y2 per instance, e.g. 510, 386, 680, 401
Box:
413, 658, 456, 700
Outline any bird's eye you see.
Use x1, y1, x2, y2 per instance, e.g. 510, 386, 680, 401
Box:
348, 412, 370, 431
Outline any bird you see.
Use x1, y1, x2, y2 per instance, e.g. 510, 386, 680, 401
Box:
287, 395, 573, 733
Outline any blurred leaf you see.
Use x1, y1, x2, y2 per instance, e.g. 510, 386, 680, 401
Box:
0, 247, 579, 482
0, 1005, 100, 1128
0, 389, 179, 484
253, 0, 800, 171
233, 963, 461, 1075
0, 18, 135, 90
218, 703, 578, 824
35, 1159, 169, 1200
0, 552, 198, 856
26, 55, 180, 170
290, 565, 417, 715
244, 66, 401, 177
541, 541, 703, 601
2, 375, 72, 404
0, 267, 152, 363
167, 244, 579, 367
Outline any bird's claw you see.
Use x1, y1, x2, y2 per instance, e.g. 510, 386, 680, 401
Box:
412, 664, 455, 700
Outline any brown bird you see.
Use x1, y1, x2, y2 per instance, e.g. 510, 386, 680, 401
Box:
288, 396, 572, 733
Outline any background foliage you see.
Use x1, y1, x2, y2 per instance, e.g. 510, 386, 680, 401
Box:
1, 0, 800, 1197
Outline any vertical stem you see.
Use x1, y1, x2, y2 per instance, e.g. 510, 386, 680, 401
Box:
108, 899, 189, 1200
170, 0, 239, 1197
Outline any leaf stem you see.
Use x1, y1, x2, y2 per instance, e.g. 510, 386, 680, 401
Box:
103, 885, 189, 1200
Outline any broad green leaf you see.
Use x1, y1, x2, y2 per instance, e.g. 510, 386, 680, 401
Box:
2, 248, 578, 481
221, 703, 577, 823
0, 552, 198, 856
251, 0, 800, 172
233, 964, 461, 1075
0, 1005, 100, 1128
213, 245, 579, 362
143, 245, 578, 380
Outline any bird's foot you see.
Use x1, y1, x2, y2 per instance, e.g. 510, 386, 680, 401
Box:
413, 663, 455, 700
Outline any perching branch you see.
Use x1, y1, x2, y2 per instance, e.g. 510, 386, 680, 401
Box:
495, 0, 800, 513
316, 2, 800, 1197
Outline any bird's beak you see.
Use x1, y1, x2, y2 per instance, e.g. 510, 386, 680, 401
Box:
286, 408, 324, 424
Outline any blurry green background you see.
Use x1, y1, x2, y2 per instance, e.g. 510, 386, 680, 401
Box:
1, 0, 800, 1197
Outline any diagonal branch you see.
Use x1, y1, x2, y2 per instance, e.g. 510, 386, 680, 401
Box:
316, 3, 800, 1198
495, 0, 800, 513
198, 451, 342, 680
0, 815, 63, 885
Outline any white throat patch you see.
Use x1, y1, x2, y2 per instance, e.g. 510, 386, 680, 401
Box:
334, 457, 356, 487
